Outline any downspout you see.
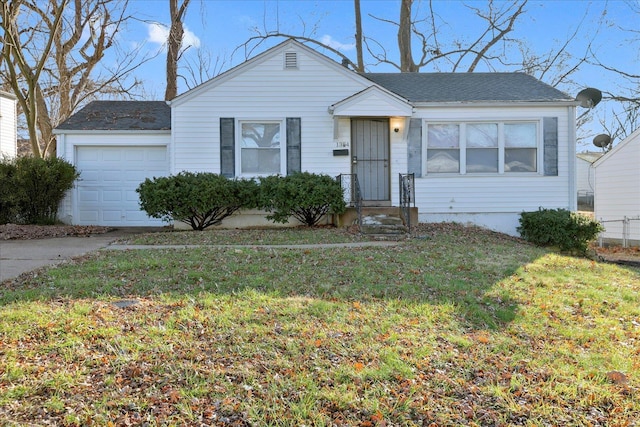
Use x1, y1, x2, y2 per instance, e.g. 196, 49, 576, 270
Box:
568, 105, 577, 211
166, 100, 175, 174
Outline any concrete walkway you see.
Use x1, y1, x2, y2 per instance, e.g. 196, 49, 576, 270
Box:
0, 234, 121, 282
105, 241, 400, 251
0, 228, 161, 282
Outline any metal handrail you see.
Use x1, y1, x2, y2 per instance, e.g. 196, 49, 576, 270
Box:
399, 173, 415, 232
337, 174, 362, 230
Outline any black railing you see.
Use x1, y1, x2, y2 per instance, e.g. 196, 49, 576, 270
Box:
337, 173, 362, 229
399, 173, 415, 231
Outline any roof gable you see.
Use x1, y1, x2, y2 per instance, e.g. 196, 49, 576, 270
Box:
54, 101, 171, 132
593, 127, 640, 168
170, 39, 374, 107
363, 72, 574, 103
331, 86, 413, 117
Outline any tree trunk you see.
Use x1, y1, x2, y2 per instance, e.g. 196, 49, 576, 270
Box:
398, 0, 418, 72
165, 0, 190, 100
354, 0, 364, 72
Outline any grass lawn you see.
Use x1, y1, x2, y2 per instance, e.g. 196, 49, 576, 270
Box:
1, 224, 639, 426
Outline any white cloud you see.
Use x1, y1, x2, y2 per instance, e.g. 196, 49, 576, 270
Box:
147, 22, 169, 45
147, 22, 201, 51
320, 35, 355, 52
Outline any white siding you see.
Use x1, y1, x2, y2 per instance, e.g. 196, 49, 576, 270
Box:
0, 93, 17, 158
594, 129, 640, 244
57, 132, 170, 225
411, 105, 574, 235
171, 45, 372, 178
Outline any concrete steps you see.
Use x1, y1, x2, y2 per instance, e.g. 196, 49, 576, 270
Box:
360, 213, 408, 238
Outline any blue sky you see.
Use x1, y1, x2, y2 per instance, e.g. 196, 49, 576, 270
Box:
122, 0, 638, 148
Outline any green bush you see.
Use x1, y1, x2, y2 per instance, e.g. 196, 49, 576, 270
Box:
137, 172, 259, 230
517, 208, 604, 254
0, 159, 18, 224
259, 172, 347, 226
1, 156, 79, 225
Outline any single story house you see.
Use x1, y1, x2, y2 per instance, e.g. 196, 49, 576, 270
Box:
576, 152, 602, 209
0, 91, 17, 159
55, 39, 578, 235
593, 128, 640, 246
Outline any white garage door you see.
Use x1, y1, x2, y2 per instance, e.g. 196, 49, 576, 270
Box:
75, 146, 169, 226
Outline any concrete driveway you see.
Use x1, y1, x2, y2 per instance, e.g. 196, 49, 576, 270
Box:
0, 229, 154, 282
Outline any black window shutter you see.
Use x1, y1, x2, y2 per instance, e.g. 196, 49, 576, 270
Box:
407, 118, 422, 177
543, 117, 558, 176
286, 117, 301, 175
220, 118, 235, 178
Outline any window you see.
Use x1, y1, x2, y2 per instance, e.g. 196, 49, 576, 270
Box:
425, 121, 538, 174
240, 121, 281, 175
504, 123, 537, 172
466, 123, 498, 173
426, 124, 460, 173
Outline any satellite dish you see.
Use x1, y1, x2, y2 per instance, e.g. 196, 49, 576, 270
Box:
593, 133, 611, 149
576, 88, 602, 109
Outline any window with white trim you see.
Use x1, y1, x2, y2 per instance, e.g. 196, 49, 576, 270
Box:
239, 121, 283, 175
425, 121, 539, 174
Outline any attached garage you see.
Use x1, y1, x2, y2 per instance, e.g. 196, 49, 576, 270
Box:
75, 146, 168, 226
54, 101, 171, 227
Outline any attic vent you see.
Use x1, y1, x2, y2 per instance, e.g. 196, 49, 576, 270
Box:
284, 52, 298, 69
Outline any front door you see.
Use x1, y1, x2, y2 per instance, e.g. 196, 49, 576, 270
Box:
351, 118, 390, 204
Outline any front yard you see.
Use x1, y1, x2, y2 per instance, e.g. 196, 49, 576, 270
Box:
1, 224, 638, 426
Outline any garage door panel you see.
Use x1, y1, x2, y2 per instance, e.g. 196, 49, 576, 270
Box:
146, 149, 168, 162
102, 150, 123, 161
102, 190, 123, 202
124, 150, 145, 161
125, 189, 142, 202
79, 211, 99, 222
79, 171, 100, 184
126, 210, 154, 222
75, 146, 168, 226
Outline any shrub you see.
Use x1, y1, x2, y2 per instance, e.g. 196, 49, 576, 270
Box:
137, 172, 259, 230
517, 208, 604, 254
10, 156, 80, 225
259, 172, 347, 226
0, 159, 18, 224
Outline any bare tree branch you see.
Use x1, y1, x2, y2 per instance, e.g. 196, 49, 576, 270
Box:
1, 0, 150, 157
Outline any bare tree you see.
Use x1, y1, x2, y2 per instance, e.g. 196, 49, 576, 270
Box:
180, 46, 228, 90
0, 0, 147, 157
165, 0, 191, 100
237, 0, 528, 74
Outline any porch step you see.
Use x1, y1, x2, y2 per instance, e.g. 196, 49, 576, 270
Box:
360, 214, 408, 237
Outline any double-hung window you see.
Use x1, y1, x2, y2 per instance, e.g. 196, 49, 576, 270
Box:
425, 121, 539, 174
240, 121, 282, 175
504, 123, 537, 172
466, 123, 498, 173
426, 124, 460, 173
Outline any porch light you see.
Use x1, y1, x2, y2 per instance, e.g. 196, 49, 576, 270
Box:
390, 117, 404, 134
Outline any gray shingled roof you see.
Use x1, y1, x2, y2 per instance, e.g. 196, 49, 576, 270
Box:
55, 101, 170, 131
363, 72, 573, 103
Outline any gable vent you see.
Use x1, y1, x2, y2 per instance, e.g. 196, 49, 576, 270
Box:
284, 52, 298, 69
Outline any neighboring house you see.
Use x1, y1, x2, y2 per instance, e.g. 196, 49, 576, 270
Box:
55, 39, 578, 235
576, 152, 602, 209
593, 128, 640, 246
0, 91, 17, 159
